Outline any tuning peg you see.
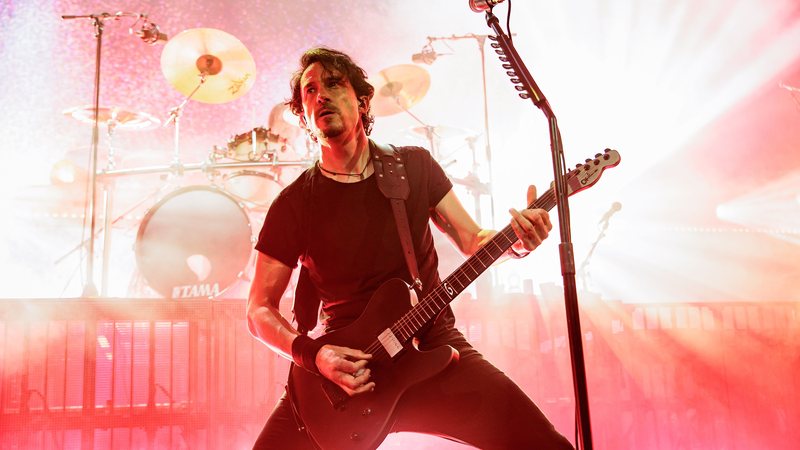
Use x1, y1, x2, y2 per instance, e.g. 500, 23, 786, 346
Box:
585, 159, 592, 163
595, 153, 602, 158
575, 163, 583, 169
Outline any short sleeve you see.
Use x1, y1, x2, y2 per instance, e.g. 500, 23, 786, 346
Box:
255, 189, 304, 268
424, 148, 453, 207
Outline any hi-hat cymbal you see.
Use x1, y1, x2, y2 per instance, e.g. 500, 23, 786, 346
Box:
368, 64, 430, 117
63, 106, 161, 130
161, 28, 256, 104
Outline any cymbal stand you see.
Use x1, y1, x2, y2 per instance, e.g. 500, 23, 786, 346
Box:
395, 100, 438, 160
462, 134, 487, 225
99, 120, 119, 296
163, 73, 209, 173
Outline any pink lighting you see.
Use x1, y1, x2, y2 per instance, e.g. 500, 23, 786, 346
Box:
0, 1, 798, 449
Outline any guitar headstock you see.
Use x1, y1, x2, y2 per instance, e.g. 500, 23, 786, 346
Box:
565, 149, 621, 196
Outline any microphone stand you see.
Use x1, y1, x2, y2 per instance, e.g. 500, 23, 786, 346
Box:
480, 10, 594, 449
577, 218, 611, 292
62, 11, 157, 297
61, 13, 114, 297
426, 33, 499, 228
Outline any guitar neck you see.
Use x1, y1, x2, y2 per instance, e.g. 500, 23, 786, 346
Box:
384, 148, 621, 347
390, 187, 559, 343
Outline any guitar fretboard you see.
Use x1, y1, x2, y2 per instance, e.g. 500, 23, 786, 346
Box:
364, 187, 559, 359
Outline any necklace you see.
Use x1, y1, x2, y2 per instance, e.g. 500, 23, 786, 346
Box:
316, 159, 371, 180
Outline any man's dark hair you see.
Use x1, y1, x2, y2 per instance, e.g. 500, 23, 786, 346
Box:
287, 47, 375, 136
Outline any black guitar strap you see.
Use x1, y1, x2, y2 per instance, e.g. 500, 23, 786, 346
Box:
292, 140, 418, 335
369, 140, 423, 293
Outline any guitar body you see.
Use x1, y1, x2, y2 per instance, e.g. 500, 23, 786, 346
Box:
288, 278, 458, 450
286, 149, 621, 449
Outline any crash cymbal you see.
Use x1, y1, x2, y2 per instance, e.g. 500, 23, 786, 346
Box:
407, 125, 477, 141
368, 64, 430, 116
63, 106, 161, 130
161, 28, 256, 104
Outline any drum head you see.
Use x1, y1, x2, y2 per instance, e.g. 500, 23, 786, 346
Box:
223, 170, 284, 209
135, 186, 253, 298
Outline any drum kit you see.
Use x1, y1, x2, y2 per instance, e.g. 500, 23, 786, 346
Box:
58, 28, 489, 299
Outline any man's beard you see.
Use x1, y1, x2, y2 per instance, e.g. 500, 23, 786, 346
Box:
314, 122, 344, 141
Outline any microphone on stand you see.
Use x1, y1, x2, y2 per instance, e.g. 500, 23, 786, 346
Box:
598, 202, 622, 225
133, 17, 168, 45
779, 82, 800, 93
469, 0, 506, 12
411, 46, 439, 65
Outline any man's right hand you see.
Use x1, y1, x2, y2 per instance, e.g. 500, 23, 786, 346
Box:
315, 344, 375, 396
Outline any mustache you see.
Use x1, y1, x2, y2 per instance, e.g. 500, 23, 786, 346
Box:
318, 105, 338, 116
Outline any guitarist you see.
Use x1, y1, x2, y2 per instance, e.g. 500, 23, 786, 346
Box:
247, 47, 573, 450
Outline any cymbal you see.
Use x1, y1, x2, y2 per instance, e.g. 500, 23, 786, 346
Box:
268, 102, 302, 132
407, 125, 477, 142
368, 64, 430, 116
451, 173, 490, 196
160, 28, 256, 104
63, 106, 161, 130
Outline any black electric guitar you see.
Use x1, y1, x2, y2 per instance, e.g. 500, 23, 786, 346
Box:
289, 149, 621, 450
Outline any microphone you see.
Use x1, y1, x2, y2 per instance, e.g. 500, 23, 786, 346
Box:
598, 202, 622, 225
779, 82, 800, 93
134, 18, 168, 45
411, 47, 439, 65
469, 0, 506, 12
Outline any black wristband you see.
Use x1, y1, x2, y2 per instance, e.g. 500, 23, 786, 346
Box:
291, 334, 324, 374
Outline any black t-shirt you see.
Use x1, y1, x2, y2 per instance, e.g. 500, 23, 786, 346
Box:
256, 146, 454, 332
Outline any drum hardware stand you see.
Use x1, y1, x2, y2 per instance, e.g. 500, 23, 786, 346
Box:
399, 105, 439, 160
461, 134, 490, 226
54, 184, 170, 265
99, 119, 119, 296
422, 32, 508, 228
163, 72, 209, 175
397, 102, 490, 223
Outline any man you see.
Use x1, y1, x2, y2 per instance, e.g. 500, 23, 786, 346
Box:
247, 47, 573, 449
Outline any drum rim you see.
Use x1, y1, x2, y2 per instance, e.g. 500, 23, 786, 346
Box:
221, 169, 280, 181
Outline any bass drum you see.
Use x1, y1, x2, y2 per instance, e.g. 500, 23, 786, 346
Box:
135, 186, 253, 299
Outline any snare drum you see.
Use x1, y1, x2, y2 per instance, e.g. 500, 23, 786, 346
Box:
220, 126, 286, 162
134, 186, 253, 299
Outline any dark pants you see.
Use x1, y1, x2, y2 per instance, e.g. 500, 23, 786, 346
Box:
253, 330, 573, 449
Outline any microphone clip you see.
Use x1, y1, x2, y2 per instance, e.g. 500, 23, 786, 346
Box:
130, 14, 167, 45
412, 44, 438, 65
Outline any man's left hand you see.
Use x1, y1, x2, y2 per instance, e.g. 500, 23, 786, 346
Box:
508, 185, 552, 254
